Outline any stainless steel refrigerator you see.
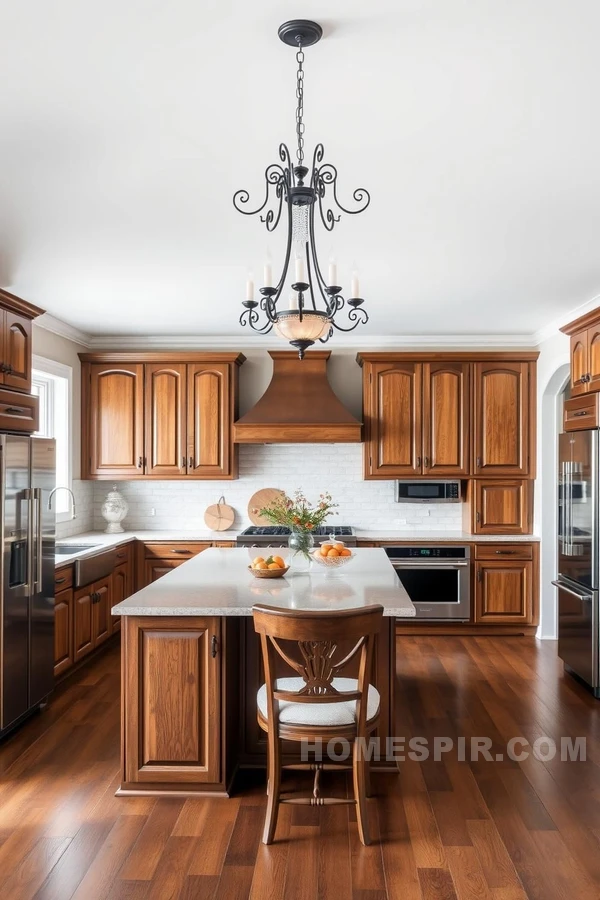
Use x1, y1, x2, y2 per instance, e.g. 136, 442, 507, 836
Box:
1, 434, 55, 736
555, 429, 600, 696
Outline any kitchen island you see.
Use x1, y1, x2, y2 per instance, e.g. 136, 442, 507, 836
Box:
112, 547, 414, 797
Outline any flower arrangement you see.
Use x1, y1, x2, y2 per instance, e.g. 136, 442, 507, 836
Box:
256, 490, 338, 532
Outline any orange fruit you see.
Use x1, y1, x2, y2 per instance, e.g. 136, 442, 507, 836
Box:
334, 542, 345, 551
321, 543, 333, 554
327, 548, 340, 558
268, 562, 281, 570
272, 555, 285, 568
252, 556, 265, 568
256, 561, 268, 570
340, 548, 352, 557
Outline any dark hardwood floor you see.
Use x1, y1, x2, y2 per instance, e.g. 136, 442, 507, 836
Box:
1, 636, 600, 899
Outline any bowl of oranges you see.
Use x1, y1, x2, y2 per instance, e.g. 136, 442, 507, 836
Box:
248, 554, 289, 578
311, 539, 354, 571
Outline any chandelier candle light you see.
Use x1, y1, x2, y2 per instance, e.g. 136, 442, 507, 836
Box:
234, 20, 370, 359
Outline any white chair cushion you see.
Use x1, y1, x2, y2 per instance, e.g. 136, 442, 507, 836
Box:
257, 676, 380, 727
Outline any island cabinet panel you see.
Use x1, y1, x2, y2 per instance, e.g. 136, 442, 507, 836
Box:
123, 617, 221, 785
87, 364, 145, 477
422, 361, 470, 476
111, 559, 133, 634
475, 558, 533, 624
187, 363, 231, 478
139, 542, 212, 588
366, 362, 421, 477
473, 362, 532, 477
145, 364, 187, 476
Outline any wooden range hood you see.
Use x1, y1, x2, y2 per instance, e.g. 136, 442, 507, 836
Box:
233, 351, 362, 443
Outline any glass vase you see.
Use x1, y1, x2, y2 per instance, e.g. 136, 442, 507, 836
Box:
288, 528, 315, 571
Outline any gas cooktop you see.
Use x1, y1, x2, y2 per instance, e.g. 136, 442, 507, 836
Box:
236, 525, 356, 546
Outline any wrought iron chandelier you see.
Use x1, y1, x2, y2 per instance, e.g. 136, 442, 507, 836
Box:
233, 20, 370, 359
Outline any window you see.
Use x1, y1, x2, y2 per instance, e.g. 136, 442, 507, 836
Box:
32, 356, 72, 520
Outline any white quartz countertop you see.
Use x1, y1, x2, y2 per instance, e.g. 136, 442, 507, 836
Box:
111, 547, 416, 618
54, 528, 540, 568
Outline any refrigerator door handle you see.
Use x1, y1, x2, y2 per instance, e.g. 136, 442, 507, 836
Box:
22, 487, 33, 593
33, 487, 42, 594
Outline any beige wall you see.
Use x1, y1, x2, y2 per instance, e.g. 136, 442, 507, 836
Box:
32, 324, 88, 478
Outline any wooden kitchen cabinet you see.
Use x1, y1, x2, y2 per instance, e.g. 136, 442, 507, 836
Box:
422, 361, 470, 476
80, 353, 244, 480
54, 587, 74, 677
1, 309, 32, 392
475, 557, 534, 624
86, 363, 145, 478
139, 541, 212, 588
473, 361, 533, 477
359, 353, 536, 480
362, 361, 421, 477
145, 364, 187, 477
74, 575, 112, 662
466, 479, 533, 535
561, 308, 600, 396
122, 616, 222, 786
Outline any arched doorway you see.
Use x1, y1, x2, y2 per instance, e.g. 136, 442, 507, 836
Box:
539, 363, 570, 638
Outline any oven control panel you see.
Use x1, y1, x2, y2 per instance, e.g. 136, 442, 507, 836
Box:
384, 546, 469, 559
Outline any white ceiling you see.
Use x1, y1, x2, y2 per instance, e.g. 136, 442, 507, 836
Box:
2, 0, 600, 339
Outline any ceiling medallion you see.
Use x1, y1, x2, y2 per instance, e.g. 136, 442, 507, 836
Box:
233, 19, 370, 359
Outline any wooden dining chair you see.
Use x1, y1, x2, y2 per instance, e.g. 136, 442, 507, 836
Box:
252, 603, 384, 846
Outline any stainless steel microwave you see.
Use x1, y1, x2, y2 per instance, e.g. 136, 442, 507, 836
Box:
395, 480, 462, 503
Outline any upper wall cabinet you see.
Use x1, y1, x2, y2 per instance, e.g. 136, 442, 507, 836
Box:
0, 289, 44, 395
561, 309, 600, 397
80, 353, 244, 480
358, 353, 537, 480
360, 357, 470, 478
473, 361, 533, 477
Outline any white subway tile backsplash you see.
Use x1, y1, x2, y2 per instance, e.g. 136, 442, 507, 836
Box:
89, 444, 463, 533
56, 480, 94, 539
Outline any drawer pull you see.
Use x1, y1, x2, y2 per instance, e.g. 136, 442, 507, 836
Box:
495, 549, 516, 555
171, 549, 191, 554
572, 410, 589, 417
55, 576, 66, 584
4, 407, 25, 415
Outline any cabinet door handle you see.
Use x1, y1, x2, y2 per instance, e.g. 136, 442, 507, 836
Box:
424, 457, 430, 468
211, 635, 218, 658
476, 456, 482, 468
182, 457, 187, 469
477, 568, 482, 583
137, 457, 143, 468
91, 591, 97, 603
476, 511, 481, 523
416, 456, 421, 468
4, 364, 13, 375
189, 456, 193, 469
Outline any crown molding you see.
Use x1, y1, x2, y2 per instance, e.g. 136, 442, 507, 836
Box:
86, 332, 538, 351
534, 293, 600, 345
34, 313, 91, 348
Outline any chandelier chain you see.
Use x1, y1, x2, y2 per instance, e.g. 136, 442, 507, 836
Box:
295, 43, 305, 166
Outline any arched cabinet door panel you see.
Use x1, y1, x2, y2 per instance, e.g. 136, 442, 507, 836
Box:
2, 311, 32, 392
587, 326, 600, 392
570, 333, 589, 397
187, 364, 231, 478
88, 364, 145, 477
145, 364, 187, 476
473, 362, 531, 477
366, 362, 422, 477
422, 362, 470, 476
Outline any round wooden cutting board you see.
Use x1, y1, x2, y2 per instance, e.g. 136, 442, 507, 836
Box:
204, 496, 235, 531
248, 488, 286, 526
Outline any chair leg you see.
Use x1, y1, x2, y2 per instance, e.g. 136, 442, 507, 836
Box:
263, 732, 281, 844
353, 739, 371, 846
365, 759, 372, 798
